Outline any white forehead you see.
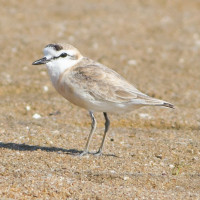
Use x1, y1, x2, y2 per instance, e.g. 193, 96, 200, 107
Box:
43, 47, 77, 57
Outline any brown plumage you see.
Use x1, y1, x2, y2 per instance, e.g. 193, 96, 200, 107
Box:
57, 57, 174, 113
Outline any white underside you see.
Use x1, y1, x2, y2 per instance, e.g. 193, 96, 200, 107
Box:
57, 85, 144, 114
82, 100, 143, 114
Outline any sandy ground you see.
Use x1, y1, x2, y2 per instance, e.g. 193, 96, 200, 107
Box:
0, 0, 200, 199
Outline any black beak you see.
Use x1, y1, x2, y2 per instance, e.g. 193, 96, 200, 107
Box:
32, 57, 49, 65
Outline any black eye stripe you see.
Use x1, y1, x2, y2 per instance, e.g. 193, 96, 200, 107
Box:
52, 53, 68, 60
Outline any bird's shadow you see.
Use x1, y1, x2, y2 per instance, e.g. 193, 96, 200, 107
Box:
0, 142, 118, 157
0, 142, 81, 155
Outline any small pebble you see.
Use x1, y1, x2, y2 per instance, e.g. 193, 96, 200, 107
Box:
32, 113, 41, 119
127, 59, 137, 66
26, 105, 31, 111
169, 164, 174, 169
43, 86, 49, 92
139, 113, 152, 119
123, 176, 129, 181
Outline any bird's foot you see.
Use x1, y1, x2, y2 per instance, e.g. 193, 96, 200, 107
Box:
79, 150, 89, 157
94, 150, 102, 156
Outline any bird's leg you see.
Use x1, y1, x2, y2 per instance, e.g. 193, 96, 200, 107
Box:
95, 112, 110, 156
79, 111, 97, 156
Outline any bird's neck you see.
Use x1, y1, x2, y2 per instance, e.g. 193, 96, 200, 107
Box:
46, 58, 82, 89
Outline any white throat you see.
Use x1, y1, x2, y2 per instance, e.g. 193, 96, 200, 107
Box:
46, 57, 82, 89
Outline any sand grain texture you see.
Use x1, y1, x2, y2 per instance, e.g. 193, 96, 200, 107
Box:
0, 0, 200, 199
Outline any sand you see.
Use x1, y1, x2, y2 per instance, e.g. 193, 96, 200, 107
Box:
0, 0, 200, 199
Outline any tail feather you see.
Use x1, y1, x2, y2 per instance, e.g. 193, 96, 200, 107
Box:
148, 101, 174, 109
141, 96, 174, 109
133, 92, 174, 109
162, 102, 174, 109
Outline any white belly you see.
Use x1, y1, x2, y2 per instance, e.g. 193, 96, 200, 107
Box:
57, 82, 142, 113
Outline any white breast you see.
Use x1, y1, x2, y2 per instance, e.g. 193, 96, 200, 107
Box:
46, 58, 81, 90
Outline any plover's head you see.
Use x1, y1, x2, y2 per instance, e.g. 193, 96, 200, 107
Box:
32, 43, 83, 68
32, 43, 84, 87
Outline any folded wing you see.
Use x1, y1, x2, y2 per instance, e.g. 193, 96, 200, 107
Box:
68, 61, 173, 108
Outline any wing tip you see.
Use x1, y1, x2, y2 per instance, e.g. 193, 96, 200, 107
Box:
163, 102, 175, 109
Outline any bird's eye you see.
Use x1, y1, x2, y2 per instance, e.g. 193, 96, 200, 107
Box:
60, 53, 68, 58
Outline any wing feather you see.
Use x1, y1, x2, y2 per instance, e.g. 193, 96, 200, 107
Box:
69, 62, 146, 103
58, 58, 174, 109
